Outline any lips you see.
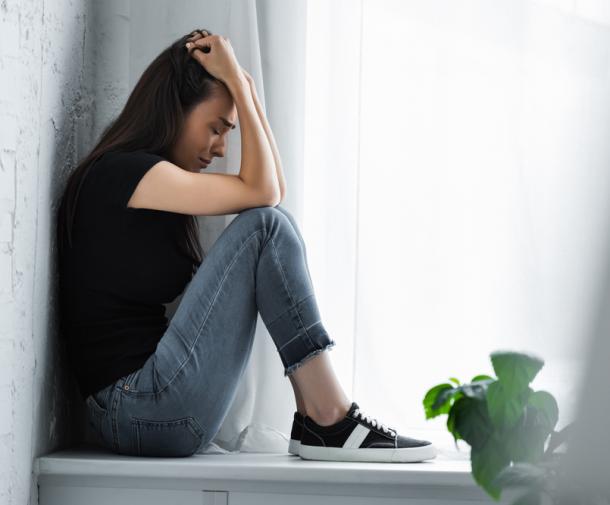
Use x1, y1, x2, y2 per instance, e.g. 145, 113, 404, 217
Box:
198, 157, 211, 168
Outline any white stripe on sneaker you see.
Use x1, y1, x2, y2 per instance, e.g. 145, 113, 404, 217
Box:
342, 424, 370, 449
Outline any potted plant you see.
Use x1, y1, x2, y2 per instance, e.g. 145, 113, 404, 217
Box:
423, 351, 578, 504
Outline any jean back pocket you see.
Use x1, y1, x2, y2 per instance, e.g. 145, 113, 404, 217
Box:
85, 389, 110, 447
131, 416, 205, 457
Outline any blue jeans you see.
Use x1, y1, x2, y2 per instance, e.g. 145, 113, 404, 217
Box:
84, 205, 336, 457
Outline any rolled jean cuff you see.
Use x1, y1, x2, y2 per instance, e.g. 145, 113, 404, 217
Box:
266, 293, 335, 376
284, 337, 336, 376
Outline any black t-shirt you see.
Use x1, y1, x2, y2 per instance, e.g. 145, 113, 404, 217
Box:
60, 150, 197, 399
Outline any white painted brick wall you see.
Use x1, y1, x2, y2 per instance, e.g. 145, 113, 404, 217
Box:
0, 0, 21, 499
0, 1, 129, 504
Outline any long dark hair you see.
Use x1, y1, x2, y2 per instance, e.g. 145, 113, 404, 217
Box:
57, 28, 222, 271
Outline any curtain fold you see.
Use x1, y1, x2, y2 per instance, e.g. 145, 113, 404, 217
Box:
206, 0, 312, 454
128, 0, 310, 453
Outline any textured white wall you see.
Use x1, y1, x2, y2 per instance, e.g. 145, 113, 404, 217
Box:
0, 1, 131, 503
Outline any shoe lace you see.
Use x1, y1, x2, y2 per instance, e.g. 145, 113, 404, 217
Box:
353, 408, 397, 437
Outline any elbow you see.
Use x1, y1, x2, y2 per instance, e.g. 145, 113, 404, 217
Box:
269, 195, 282, 207
268, 189, 284, 208
276, 180, 286, 205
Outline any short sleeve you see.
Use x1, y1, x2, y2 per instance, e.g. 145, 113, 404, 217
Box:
94, 150, 166, 209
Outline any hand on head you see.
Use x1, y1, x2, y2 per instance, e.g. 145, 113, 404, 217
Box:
184, 29, 244, 85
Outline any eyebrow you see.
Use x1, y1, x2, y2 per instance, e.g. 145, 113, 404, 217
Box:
219, 116, 237, 129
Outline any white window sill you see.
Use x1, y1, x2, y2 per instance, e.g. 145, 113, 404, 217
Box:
38, 442, 474, 485
35, 433, 502, 505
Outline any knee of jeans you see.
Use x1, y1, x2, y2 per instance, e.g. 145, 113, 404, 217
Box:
239, 205, 283, 217
271, 204, 293, 219
236, 205, 291, 231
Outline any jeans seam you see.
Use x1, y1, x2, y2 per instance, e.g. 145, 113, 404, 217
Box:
277, 314, 320, 351
269, 236, 315, 349
151, 227, 265, 397
110, 386, 122, 452
273, 206, 314, 286
265, 293, 315, 328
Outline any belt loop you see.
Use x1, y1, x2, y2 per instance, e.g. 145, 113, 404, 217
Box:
117, 372, 130, 391
120, 370, 137, 392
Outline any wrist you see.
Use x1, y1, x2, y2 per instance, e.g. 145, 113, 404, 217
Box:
224, 74, 250, 96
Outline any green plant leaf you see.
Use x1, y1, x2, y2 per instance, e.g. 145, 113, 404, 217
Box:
449, 377, 461, 386
503, 394, 557, 463
505, 404, 547, 463
487, 381, 531, 431
452, 396, 493, 450
545, 422, 576, 457
490, 351, 544, 396
423, 383, 455, 419
447, 403, 461, 443
471, 374, 495, 382
493, 462, 547, 489
470, 436, 511, 500
459, 381, 493, 400
527, 391, 559, 433
433, 386, 462, 411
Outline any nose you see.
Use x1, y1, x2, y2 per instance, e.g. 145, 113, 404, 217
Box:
211, 139, 227, 159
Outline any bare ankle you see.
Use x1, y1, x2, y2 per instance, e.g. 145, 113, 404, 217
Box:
307, 401, 351, 427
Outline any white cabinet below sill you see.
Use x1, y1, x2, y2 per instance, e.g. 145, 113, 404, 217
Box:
36, 444, 509, 505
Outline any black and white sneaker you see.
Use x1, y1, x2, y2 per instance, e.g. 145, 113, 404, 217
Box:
299, 401, 437, 463
288, 411, 305, 455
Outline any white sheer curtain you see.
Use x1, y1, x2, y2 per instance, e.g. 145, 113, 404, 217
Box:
129, 0, 310, 453
126, 0, 610, 453
302, 0, 610, 448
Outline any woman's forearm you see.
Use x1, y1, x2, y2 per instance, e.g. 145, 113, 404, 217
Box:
245, 77, 287, 202
225, 75, 280, 202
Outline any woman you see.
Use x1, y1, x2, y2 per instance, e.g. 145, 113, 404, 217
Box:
56, 28, 437, 463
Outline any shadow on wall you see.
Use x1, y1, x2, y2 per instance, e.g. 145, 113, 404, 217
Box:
42, 0, 133, 459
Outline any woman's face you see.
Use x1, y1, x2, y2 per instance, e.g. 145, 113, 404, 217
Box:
169, 84, 238, 172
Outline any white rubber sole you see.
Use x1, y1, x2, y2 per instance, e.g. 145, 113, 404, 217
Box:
288, 438, 301, 456
298, 442, 438, 463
